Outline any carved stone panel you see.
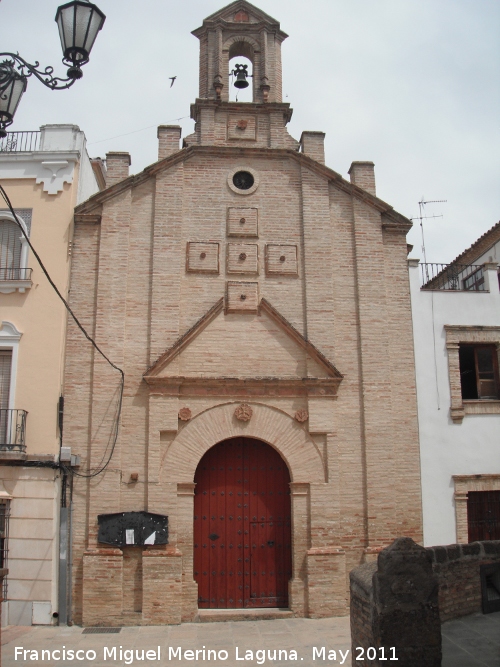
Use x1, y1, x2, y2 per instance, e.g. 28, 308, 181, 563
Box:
227, 115, 257, 141
186, 242, 220, 273
227, 207, 258, 237
265, 244, 298, 275
227, 243, 258, 274
226, 281, 259, 313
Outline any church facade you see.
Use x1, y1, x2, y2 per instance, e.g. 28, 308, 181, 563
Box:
64, 1, 423, 625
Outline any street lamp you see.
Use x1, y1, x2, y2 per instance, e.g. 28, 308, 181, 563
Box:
0, 0, 105, 138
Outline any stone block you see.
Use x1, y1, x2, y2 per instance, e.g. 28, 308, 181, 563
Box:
227, 207, 258, 237
186, 242, 219, 273
265, 244, 298, 276
226, 281, 259, 313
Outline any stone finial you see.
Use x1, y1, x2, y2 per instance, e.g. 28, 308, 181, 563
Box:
105, 152, 131, 187
348, 161, 376, 196
157, 125, 182, 160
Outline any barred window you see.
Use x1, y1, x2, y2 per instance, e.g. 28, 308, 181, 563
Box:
0, 500, 10, 599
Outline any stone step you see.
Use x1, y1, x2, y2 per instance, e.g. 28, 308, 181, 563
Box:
196, 608, 294, 623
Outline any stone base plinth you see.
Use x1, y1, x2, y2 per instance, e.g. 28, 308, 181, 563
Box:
82, 549, 123, 627
142, 546, 182, 625
306, 547, 347, 617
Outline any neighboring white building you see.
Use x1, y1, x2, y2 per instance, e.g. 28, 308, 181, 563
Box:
409, 221, 500, 547
0, 125, 104, 626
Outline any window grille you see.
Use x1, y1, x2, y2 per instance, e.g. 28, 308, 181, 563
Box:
0, 501, 10, 599
467, 491, 500, 542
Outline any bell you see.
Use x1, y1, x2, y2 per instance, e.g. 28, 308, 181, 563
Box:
233, 64, 249, 89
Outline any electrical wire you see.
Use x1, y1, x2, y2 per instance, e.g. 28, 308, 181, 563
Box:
0, 183, 124, 478
87, 116, 190, 146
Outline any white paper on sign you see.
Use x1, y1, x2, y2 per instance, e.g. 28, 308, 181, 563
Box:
144, 531, 156, 545
125, 529, 135, 545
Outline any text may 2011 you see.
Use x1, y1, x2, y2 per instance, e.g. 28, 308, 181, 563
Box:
14, 644, 398, 664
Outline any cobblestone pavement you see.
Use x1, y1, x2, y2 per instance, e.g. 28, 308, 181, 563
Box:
3, 610, 499, 666
441, 610, 500, 667
2, 616, 352, 667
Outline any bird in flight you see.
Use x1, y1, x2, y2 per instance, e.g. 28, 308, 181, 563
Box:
169, 76, 177, 88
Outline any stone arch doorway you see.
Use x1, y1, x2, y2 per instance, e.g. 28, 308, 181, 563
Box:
194, 437, 292, 609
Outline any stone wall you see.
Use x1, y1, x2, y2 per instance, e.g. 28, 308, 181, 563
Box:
350, 538, 441, 667
350, 538, 500, 666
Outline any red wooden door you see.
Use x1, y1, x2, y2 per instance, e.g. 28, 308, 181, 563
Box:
194, 437, 292, 609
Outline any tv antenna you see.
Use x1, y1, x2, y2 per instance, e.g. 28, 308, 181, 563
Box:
411, 197, 447, 264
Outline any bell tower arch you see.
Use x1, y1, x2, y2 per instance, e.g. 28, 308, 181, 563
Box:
192, 0, 288, 104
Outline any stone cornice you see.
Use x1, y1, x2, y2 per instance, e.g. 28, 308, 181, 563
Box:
145, 377, 340, 398
0, 150, 80, 195
74, 212, 102, 225
190, 98, 293, 124
74, 145, 412, 231
0, 150, 79, 164
192, 18, 287, 41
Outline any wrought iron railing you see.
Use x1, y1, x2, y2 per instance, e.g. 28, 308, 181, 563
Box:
0, 409, 28, 452
0, 131, 40, 152
420, 263, 486, 291
0, 267, 32, 281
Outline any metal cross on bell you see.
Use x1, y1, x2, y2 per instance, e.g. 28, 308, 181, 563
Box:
233, 63, 250, 89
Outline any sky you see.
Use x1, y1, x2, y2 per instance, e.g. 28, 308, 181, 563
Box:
1, 0, 499, 263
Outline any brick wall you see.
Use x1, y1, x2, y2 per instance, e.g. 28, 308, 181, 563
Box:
428, 540, 500, 621
65, 141, 423, 624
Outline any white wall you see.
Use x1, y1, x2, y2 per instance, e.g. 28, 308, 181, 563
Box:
409, 261, 500, 546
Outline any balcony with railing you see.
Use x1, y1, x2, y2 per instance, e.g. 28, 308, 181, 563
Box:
0, 267, 32, 281
0, 409, 28, 455
420, 263, 486, 291
0, 266, 33, 294
0, 131, 40, 153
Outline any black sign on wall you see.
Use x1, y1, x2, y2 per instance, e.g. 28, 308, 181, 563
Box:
97, 511, 169, 547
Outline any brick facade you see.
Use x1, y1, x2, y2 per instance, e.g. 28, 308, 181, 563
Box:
63, 0, 423, 625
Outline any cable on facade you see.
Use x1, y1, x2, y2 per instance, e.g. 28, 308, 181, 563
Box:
0, 183, 124, 478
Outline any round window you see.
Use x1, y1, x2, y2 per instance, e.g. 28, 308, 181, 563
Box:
232, 171, 254, 190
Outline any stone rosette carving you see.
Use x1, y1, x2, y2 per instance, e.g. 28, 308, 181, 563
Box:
234, 403, 253, 422
178, 407, 192, 421
294, 409, 309, 423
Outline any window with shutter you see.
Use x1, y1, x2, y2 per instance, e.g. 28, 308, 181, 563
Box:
0, 350, 12, 444
459, 345, 500, 400
0, 220, 23, 280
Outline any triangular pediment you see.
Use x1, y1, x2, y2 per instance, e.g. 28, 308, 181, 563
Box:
75, 146, 412, 233
144, 298, 342, 395
198, 1, 282, 29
